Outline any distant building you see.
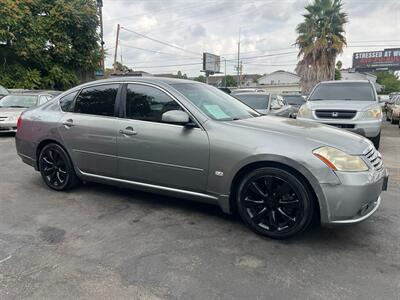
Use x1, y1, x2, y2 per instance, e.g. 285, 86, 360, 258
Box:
341, 69, 383, 92
257, 70, 301, 94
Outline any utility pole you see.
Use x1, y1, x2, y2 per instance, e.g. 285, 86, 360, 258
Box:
97, 0, 105, 75
237, 29, 241, 88
113, 24, 120, 71
224, 58, 227, 87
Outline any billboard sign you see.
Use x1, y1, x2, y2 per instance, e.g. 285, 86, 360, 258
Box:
202, 52, 220, 73
352, 48, 400, 70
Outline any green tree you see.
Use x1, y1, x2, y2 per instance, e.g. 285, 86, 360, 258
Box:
334, 68, 341, 80
193, 75, 206, 83
295, 0, 348, 93
377, 71, 400, 94
0, 0, 101, 90
176, 70, 188, 79
223, 75, 237, 87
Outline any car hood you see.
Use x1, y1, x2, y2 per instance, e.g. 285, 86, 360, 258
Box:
228, 116, 372, 155
305, 100, 378, 111
0, 107, 27, 117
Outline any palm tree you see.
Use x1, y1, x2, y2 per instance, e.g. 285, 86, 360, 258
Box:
295, 0, 348, 93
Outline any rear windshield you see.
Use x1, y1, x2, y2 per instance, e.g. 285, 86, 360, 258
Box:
283, 95, 305, 105
309, 82, 376, 101
0, 95, 38, 108
235, 94, 269, 110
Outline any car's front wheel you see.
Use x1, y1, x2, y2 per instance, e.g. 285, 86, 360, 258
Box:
38, 143, 80, 191
236, 167, 314, 239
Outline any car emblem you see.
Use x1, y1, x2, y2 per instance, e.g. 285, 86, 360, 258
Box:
331, 112, 339, 118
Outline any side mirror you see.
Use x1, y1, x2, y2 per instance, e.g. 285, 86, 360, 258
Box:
162, 110, 190, 125
270, 102, 280, 110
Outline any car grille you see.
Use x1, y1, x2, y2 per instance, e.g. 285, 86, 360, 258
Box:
364, 147, 383, 171
315, 110, 357, 119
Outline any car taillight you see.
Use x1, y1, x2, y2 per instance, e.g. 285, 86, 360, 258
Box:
17, 115, 22, 130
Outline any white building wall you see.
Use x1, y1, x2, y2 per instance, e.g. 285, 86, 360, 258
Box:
258, 71, 300, 85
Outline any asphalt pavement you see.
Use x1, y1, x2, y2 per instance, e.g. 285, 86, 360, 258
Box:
0, 122, 399, 300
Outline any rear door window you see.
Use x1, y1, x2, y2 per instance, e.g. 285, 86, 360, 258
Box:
60, 91, 78, 112
75, 84, 119, 116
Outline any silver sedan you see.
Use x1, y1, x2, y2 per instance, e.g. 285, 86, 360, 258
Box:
15, 77, 388, 239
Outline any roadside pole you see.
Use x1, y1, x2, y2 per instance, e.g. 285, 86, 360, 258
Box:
113, 24, 120, 71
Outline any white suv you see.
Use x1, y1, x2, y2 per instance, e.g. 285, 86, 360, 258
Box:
297, 80, 382, 149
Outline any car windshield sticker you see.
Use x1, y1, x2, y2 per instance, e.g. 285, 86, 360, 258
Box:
203, 104, 231, 120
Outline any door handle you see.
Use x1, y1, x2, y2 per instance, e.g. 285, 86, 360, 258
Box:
119, 127, 137, 136
62, 119, 75, 128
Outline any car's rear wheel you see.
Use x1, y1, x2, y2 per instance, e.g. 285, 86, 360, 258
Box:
236, 167, 314, 239
38, 143, 80, 191
370, 132, 381, 150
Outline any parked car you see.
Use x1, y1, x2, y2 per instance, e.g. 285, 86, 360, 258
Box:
15, 77, 388, 239
386, 95, 400, 124
0, 85, 9, 100
282, 94, 306, 118
0, 93, 53, 132
235, 92, 293, 117
297, 80, 382, 149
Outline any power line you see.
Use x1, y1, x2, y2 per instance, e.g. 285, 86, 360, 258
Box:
119, 43, 198, 59
120, 26, 201, 56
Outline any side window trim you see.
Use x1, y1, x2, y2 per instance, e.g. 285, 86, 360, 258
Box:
59, 89, 80, 112
121, 82, 203, 129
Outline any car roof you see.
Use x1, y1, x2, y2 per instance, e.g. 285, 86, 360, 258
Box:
6, 93, 40, 97
318, 80, 371, 84
80, 76, 197, 87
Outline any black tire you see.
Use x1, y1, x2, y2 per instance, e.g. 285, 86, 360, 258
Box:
370, 132, 381, 150
390, 116, 396, 124
38, 143, 80, 191
236, 167, 314, 239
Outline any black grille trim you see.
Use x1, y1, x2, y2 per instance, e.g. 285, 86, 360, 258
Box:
315, 110, 357, 119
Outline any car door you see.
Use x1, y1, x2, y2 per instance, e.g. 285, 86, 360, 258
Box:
58, 83, 121, 177
116, 83, 210, 192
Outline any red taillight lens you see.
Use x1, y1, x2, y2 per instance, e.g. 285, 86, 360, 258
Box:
17, 115, 22, 130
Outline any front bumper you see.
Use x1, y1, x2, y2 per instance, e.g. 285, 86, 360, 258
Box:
0, 120, 17, 133
320, 167, 388, 225
297, 117, 382, 138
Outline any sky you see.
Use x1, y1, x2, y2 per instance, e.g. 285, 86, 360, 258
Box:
101, 0, 400, 77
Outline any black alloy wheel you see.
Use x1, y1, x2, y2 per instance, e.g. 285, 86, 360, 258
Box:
237, 167, 314, 239
39, 143, 79, 190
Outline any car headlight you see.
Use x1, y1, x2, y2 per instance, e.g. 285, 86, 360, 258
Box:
298, 105, 311, 118
313, 146, 369, 172
363, 107, 382, 119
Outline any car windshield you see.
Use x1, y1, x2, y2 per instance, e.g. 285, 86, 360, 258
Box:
283, 95, 305, 105
0, 95, 38, 108
309, 82, 376, 101
171, 83, 260, 121
0, 85, 8, 96
235, 94, 270, 110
